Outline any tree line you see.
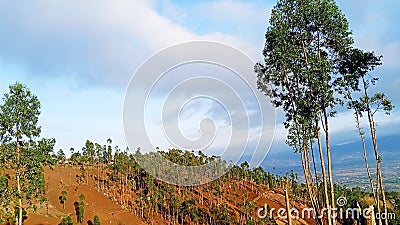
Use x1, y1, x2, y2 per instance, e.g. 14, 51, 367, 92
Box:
58, 142, 400, 225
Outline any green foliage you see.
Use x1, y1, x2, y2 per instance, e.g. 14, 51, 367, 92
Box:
59, 216, 73, 225
57, 149, 66, 162
255, 0, 353, 151
211, 203, 231, 225
82, 140, 95, 164
60, 190, 67, 210
70, 152, 82, 165
77, 194, 85, 224
106, 138, 113, 164
337, 48, 394, 116
79, 193, 85, 202
0, 175, 10, 223
245, 219, 255, 225
14, 206, 27, 223
20, 138, 56, 198
93, 215, 100, 225
61, 190, 67, 201
0, 82, 41, 142
370, 93, 394, 115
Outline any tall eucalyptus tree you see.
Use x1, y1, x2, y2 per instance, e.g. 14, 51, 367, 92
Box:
255, 0, 353, 223
0, 83, 56, 225
338, 48, 394, 225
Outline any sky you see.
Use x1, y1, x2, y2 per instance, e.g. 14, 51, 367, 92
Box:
0, 0, 399, 165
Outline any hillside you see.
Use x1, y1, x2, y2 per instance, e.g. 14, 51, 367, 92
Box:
1, 147, 399, 225
20, 164, 312, 225
22, 166, 147, 225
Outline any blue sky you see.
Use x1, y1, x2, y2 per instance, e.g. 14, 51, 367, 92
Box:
0, 0, 399, 162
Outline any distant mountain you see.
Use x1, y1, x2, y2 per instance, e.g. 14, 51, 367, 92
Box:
261, 134, 400, 191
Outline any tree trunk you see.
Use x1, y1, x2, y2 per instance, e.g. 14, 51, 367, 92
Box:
363, 77, 387, 225
97, 161, 100, 191
355, 113, 377, 203
323, 110, 336, 225
285, 189, 292, 225
316, 121, 332, 225
377, 161, 388, 225
301, 146, 321, 224
367, 205, 377, 225
310, 141, 321, 207
16, 142, 23, 225
302, 38, 332, 225
374, 175, 382, 225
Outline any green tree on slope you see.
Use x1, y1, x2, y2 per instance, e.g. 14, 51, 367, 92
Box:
0, 82, 56, 225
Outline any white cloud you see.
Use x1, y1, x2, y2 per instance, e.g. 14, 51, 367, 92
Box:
0, 0, 257, 87
1, 0, 399, 160
0, 0, 270, 155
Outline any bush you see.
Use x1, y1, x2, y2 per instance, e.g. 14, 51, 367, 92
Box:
93, 215, 100, 225
59, 216, 73, 225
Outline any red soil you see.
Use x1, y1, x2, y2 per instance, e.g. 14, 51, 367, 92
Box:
24, 166, 146, 225
13, 165, 316, 225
